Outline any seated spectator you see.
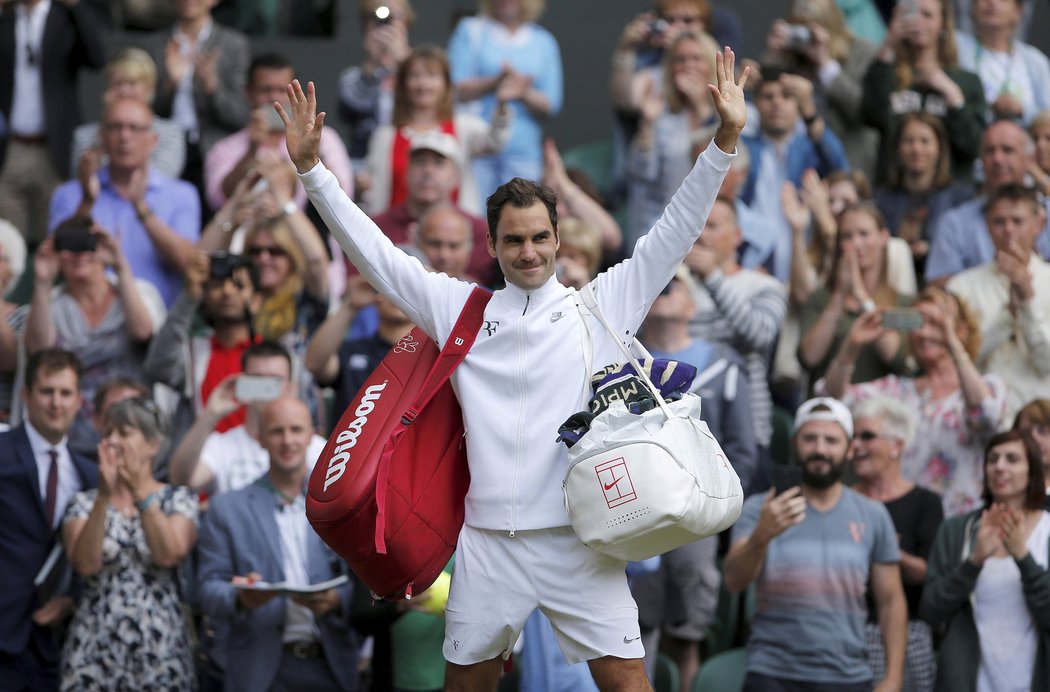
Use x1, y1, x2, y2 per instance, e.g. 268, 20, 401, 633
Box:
799, 203, 913, 392
415, 205, 476, 281
197, 397, 360, 692
542, 138, 622, 258
0, 349, 98, 691
61, 396, 198, 690
147, 0, 250, 191
205, 53, 354, 212
946, 184, 1050, 423
1014, 399, 1050, 506
338, 0, 414, 184
710, 141, 779, 274
167, 341, 325, 496
626, 30, 721, 249
370, 132, 497, 285
25, 218, 165, 457
762, 0, 881, 179
0, 219, 27, 425
48, 98, 201, 307
920, 429, 1050, 692
70, 48, 186, 180
925, 120, 1050, 285
741, 68, 850, 283
447, 0, 563, 201
862, 0, 985, 185
723, 397, 907, 691
91, 376, 151, 434
956, 0, 1050, 125
851, 396, 944, 692
824, 287, 1008, 516
686, 197, 787, 486
365, 44, 510, 216
874, 112, 972, 273
305, 276, 413, 418
1029, 108, 1050, 195
952, 0, 1034, 40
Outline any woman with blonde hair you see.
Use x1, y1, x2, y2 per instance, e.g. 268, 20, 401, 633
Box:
70, 47, 186, 178
1028, 109, 1050, 196
862, 0, 985, 184
0, 221, 27, 425
823, 287, 1008, 516
365, 44, 510, 216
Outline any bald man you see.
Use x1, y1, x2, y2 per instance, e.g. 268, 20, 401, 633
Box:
197, 397, 361, 692
416, 204, 475, 280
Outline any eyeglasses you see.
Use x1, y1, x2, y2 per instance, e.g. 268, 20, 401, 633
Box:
246, 245, 288, 259
854, 431, 884, 442
102, 122, 152, 135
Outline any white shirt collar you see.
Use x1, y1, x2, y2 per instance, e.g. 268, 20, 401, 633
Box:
23, 417, 68, 457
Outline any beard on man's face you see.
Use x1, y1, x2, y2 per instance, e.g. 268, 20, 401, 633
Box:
800, 451, 846, 489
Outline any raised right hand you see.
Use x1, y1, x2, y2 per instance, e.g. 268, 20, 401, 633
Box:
276, 80, 325, 174
754, 486, 807, 545
33, 237, 60, 286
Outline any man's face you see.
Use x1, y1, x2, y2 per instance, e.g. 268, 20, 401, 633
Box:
248, 66, 296, 110
406, 150, 459, 208
176, 0, 217, 21
755, 81, 799, 139
986, 198, 1043, 257
101, 100, 156, 170
697, 200, 741, 263
419, 209, 472, 277
645, 278, 695, 324
487, 202, 559, 291
202, 266, 256, 325
260, 398, 313, 476
794, 419, 850, 489
981, 122, 1030, 188
24, 367, 82, 443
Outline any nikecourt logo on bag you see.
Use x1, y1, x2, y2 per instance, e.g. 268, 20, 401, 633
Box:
596, 458, 637, 509
624, 636, 641, 643
603, 476, 623, 491
550, 311, 565, 323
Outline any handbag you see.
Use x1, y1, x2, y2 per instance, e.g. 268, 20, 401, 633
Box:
306, 287, 491, 599
562, 284, 743, 561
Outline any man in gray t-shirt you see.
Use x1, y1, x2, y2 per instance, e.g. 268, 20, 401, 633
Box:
724, 397, 907, 691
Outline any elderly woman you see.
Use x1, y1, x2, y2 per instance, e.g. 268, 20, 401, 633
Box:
0, 219, 28, 425
851, 396, 944, 692
825, 287, 1008, 516
920, 429, 1050, 692
447, 0, 563, 201
70, 47, 186, 178
61, 397, 199, 690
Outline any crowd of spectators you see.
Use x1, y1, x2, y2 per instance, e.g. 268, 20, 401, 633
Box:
3, 0, 1050, 690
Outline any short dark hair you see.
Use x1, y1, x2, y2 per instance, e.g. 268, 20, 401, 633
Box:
984, 182, 1043, 216
485, 178, 559, 244
93, 376, 150, 416
249, 52, 294, 86
982, 429, 1046, 511
242, 340, 292, 372
25, 349, 82, 391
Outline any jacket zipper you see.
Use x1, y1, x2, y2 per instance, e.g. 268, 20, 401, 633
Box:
510, 290, 532, 537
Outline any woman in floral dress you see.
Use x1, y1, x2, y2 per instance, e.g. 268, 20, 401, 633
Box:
61, 397, 199, 690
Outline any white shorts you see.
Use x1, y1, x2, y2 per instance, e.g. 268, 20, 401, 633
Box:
442, 524, 644, 666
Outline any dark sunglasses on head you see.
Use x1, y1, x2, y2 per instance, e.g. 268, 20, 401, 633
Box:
246, 245, 287, 258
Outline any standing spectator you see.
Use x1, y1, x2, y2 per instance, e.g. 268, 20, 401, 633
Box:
365, 44, 510, 217
627, 30, 720, 249
873, 112, 972, 272
946, 183, 1050, 423
25, 218, 164, 457
447, 0, 563, 201
851, 396, 943, 692
762, 0, 881, 180
148, 0, 250, 195
920, 429, 1050, 692
924, 120, 1050, 286
862, 0, 985, 185
70, 48, 187, 180
338, 0, 414, 189
723, 396, 907, 691
542, 137, 623, 258
824, 287, 1008, 516
61, 397, 198, 690
1014, 399, 1050, 500
0, 0, 108, 246
205, 53, 354, 212
0, 219, 27, 425
956, 0, 1050, 125
197, 397, 360, 692
48, 98, 201, 307
415, 205, 477, 280
0, 349, 97, 691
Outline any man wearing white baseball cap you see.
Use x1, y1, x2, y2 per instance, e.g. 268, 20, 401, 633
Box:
723, 397, 908, 692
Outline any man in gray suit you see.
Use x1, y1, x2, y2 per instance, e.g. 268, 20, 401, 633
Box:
197, 396, 359, 691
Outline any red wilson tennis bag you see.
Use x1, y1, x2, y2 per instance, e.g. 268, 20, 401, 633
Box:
307, 288, 491, 600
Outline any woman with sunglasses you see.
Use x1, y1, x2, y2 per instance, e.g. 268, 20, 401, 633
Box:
60, 397, 199, 690
920, 429, 1050, 692
851, 396, 944, 692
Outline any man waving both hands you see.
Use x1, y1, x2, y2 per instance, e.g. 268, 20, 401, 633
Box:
277, 48, 748, 692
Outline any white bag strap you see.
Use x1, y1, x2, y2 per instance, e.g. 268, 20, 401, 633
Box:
580, 283, 676, 420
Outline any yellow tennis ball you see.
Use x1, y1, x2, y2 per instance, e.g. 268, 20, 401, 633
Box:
420, 571, 451, 616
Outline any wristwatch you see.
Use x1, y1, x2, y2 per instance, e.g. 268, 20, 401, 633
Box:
861, 299, 877, 314
281, 200, 298, 217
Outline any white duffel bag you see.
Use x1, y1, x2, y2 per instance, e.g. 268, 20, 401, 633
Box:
563, 286, 744, 562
